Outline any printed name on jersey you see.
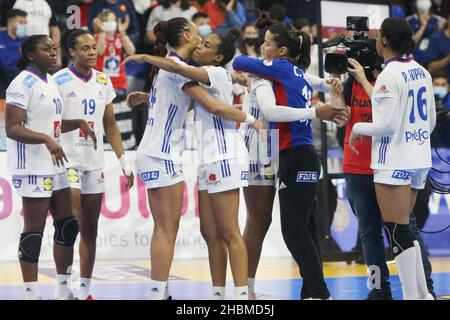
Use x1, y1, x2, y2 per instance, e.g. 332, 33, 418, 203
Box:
296, 171, 318, 183
96, 73, 108, 85
391, 170, 414, 180
12, 179, 22, 189
401, 68, 427, 83
405, 128, 429, 144
43, 177, 53, 191
54, 72, 73, 86
140, 171, 160, 181
241, 171, 249, 181
22, 74, 38, 88
54, 121, 61, 138
67, 168, 80, 183
263, 59, 273, 66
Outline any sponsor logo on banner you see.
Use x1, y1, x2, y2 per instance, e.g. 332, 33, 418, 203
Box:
391, 170, 414, 180
141, 171, 159, 181
296, 171, 318, 183
43, 177, 53, 191
405, 128, 429, 144
67, 168, 79, 183
241, 171, 249, 181
12, 179, 21, 189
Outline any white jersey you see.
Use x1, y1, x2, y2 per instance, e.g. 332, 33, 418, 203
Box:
240, 77, 271, 164
195, 66, 247, 164
370, 58, 435, 170
6, 68, 65, 176
138, 53, 192, 162
54, 67, 116, 171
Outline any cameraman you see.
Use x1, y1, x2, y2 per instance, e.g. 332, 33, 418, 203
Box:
340, 58, 435, 300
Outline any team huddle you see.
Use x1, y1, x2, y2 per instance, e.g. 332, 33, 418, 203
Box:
4, 14, 436, 300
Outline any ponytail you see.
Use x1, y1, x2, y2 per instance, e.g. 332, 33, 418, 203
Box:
150, 17, 191, 81
16, 35, 48, 71
296, 31, 311, 70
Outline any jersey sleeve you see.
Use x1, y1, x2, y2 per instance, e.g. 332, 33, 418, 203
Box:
251, 77, 272, 91
106, 75, 116, 104
201, 66, 231, 90
232, 55, 286, 82
5, 74, 32, 110
372, 71, 399, 101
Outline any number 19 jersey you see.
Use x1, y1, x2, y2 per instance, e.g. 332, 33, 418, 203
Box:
54, 67, 116, 171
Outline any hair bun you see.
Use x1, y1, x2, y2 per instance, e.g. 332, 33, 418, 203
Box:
226, 28, 241, 43
256, 13, 274, 30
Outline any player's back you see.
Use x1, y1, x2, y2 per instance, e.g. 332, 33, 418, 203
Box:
371, 58, 435, 170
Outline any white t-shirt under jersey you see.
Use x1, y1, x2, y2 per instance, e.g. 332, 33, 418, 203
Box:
353, 58, 437, 170
54, 67, 116, 171
195, 66, 247, 164
6, 69, 65, 176
138, 53, 192, 162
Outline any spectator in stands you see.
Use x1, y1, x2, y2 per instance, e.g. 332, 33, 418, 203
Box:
427, 13, 450, 81
94, 9, 137, 150
145, 0, 197, 44
268, 3, 292, 25
432, 70, 450, 109
192, 12, 212, 36
12, 0, 61, 68
0, 9, 27, 99
407, 0, 445, 66
237, 23, 260, 57
199, 0, 246, 37
88, 0, 140, 43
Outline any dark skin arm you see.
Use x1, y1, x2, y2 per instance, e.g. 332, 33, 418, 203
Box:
103, 103, 134, 190
61, 119, 98, 150
5, 104, 67, 167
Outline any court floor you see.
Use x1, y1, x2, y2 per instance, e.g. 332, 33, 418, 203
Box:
0, 257, 449, 300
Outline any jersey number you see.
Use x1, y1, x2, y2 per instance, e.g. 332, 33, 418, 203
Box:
82, 99, 96, 115
53, 98, 62, 114
408, 87, 427, 124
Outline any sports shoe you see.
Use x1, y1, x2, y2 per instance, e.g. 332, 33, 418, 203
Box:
365, 289, 393, 300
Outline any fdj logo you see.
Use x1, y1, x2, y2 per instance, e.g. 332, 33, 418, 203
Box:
405, 128, 429, 144
296, 171, 318, 183
392, 170, 414, 180
141, 171, 159, 181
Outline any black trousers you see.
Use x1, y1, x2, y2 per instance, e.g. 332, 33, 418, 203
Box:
278, 145, 330, 299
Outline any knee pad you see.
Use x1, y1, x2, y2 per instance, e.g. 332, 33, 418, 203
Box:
383, 222, 414, 257
54, 217, 79, 246
19, 231, 43, 263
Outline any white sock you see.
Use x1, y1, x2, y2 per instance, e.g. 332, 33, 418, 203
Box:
395, 247, 419, 300
164, 282, 169, 300
212, 286, 225, 300
248, 278, 255, 300
413, 241, 434, 300
149, 279, 167, 300
234, 286, 249, 300
78, 278, 91, 300
24, 281, 41, 300
55, 274, 73, 300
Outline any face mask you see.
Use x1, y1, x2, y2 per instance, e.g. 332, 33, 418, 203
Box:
16, 24, 27, 38
417, 0, 432, 11
244, 37, 259, 46
103, 20, 117, 32
198, 24, 212, 37
434, 86, 448, 99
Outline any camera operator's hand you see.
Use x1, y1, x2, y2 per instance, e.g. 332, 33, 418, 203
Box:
349, 128, 363, 155
348, 58, 368, 84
